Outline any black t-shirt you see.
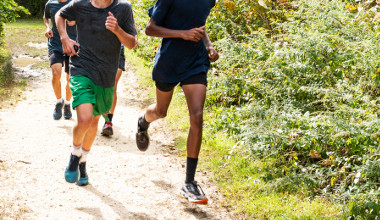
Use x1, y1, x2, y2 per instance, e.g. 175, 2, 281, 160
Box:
44, 0, 77, 54
148, 0, 216, 83
59, 0, 137, 88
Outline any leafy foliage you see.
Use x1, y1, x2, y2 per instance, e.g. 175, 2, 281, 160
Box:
14, 0, 44, 17
0, 0, 28, 45
0, 0, 28, 86
132, 0, 379, 218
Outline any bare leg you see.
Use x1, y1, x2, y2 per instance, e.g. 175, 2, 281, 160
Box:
144, 87, 174, 123
182, 84, 206, 158
109, 68, 122, 114
82, 115, 101, 151
73, 103, 94, 149
65, 73, 72, 101
51, 63, 63, 99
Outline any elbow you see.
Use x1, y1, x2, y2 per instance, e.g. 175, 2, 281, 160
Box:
145, 25, 153, 36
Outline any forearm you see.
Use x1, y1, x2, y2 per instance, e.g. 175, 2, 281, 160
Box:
145, 19, 184, 39
55, 14, 68, 40
43, 17, 51, 30
202, 30, 213, 48
114, 29, 137, 50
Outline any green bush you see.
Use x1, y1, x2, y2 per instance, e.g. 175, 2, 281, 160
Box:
0, 47, 13, 86
14, 0, 43, 17
132, 0, 380, 218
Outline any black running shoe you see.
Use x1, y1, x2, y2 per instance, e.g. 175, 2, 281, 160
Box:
77, 162, 88, 186
63, 103, 72, 119
179, 180, 208, 205
136, 115, 149, 152
64, 154, 80, 183
101, 121, 113, 136
53, 100, 64, 120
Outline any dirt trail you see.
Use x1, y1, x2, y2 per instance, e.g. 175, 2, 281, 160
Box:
0, 56, 232, 219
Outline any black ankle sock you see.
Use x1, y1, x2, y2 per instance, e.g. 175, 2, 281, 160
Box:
139, 114, 150, 130
185, 157, 198, 183
108, 113, 113, 122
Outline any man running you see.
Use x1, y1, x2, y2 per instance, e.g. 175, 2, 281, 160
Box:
136, 0, 219, 204
101, 44, 126, 136
56, 0, 137, 186
43, 0, 77, 120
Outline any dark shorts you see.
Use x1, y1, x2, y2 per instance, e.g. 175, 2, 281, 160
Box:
155, 72, 207, 92
118, 47, 125, 71
49, 50, 70, 74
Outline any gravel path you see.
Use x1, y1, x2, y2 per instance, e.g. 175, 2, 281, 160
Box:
0, 60, 232, 219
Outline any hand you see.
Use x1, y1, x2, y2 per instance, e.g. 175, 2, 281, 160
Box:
182, 26, 205, 42
45, 29, 53, 38
133, 35, 139, 48
208, 46, 219, 62
67, 20, 76, 26
61, 37, 80, 56
105, 11, 120, 34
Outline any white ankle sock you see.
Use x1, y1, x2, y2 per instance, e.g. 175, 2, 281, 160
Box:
56, 98, 63, 104
64, 99, 71, 105
72, 144, 82, 157
80, 148, 89, 163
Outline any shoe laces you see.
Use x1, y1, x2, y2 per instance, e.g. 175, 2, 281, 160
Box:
188, 180, 205, 196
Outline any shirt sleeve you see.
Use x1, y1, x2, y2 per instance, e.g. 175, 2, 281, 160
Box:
148, 0, 174, 26
119, 4, 137, 36
211, 0, 216, 8
59, 1, 76, 21
44, 3, 51, 19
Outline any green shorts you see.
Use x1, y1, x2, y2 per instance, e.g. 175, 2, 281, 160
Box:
70, 75, 114, 118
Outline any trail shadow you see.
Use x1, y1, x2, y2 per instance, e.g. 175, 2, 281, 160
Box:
152, 180, 216, 220
75, 207, 105, 220
83, 185, 154, 220
152, 180, 176, 193
183, 207, 212, 220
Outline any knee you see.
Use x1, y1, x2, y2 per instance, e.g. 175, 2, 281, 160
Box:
156, 109, 167, 119
189, 111, 203, 127
77, 116, 92, 128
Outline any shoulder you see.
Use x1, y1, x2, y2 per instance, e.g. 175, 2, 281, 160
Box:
117, 0, 132, 8
45, 0, 55, 7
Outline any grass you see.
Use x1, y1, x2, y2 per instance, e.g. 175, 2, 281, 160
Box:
0, 19, 47, 108
4, 18, 46, 58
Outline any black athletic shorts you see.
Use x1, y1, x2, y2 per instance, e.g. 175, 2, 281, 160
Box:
118, 47, 125, 71
155, 72, 207, 92
49, 50, 70, 74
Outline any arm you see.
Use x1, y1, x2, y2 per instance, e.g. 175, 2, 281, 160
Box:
106, 12, 138, 49
145, 17, 205, 42
43, 15, 53, 38
203, 30, 219, 62
55, 12, 79, 55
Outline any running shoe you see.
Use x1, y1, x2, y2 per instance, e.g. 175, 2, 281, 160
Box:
135, 115, 149, 151
64, 154, 80, 183
101, 121, 113, 136
63, 104, 72, 119
77, 162, 88, 186
53, 100, 64, 120
179, 180, 208, 205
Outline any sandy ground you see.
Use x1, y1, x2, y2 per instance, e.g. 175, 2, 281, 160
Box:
0, 58, 233, 219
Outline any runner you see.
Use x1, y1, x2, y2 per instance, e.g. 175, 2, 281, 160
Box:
56, 0, 138, 186
101, 44, 126, 136
135, 0, 219, 204
43, 0, 77, 120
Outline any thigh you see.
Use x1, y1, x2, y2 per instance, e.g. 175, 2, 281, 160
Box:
155, 87, 174, 113
182, 84, 206, 114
